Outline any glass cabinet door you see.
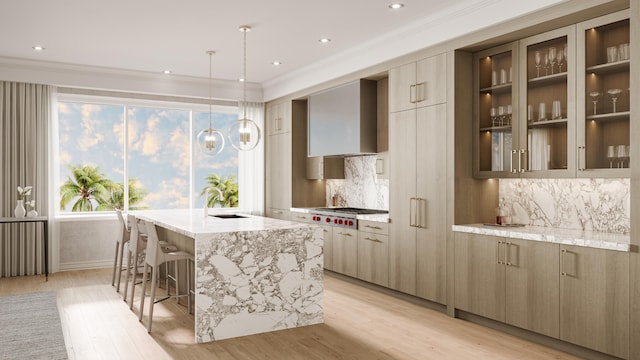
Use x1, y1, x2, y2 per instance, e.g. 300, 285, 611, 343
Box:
577, 10, 630, 176
474, 43, 518, 177
519, 26, 575, 177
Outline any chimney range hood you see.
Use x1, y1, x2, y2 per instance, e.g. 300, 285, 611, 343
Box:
308, 79, 377, 157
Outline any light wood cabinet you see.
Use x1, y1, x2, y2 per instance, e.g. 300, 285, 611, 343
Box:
389, 103, 447, 302
576, 10, 630, 177
266, 208, 290, 221
454, 233, 560, 338
265, 132, 291, 211
389, 54, 447, 113
306, 156, 344, 179
290, 212, 312, 223
332, 227, 358, 278
320, 224, 333, 271
265, 100, 291, 135
559, 245, 629, 359
357, 220, 389, 287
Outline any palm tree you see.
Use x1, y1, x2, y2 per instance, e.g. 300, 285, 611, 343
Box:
95, 178, 149, 211
200, 174, 239, 208
59, 164, 116, 212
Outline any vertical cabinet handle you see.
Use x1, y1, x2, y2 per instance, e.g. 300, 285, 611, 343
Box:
560, 248, 567, 276
409, 85, 417, 104
510, 150, 518, 173
416, 82, 427, 103
505, 242, 512, 266
577, 146, 586, 171
518, 149, 526, 173
409, 198, 416, 227
496, 241, 503, 265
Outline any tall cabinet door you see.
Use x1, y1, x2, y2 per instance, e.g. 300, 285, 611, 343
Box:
265, 132, 292, 211
389, 109, 417, 295
559, 245, 629, 359
415, 104, 447, 304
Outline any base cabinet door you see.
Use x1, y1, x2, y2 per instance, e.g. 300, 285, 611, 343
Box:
559, 245, 629, 359
357, 231, 389, 287
454, 232, 506, 322
321, 225, 334, 271
332, 228, 358, 277
505, 239, 559, 338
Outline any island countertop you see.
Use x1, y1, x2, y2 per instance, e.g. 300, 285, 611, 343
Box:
453, 224, 630, 252
134, 209, 317, 238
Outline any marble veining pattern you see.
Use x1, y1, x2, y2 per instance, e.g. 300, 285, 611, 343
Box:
499, 178, 630, 234
194, 226, 323, 342
326, 155, 388, 210
453, 224, 630, 252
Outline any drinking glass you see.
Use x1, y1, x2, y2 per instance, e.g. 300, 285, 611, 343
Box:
552, 100, 562, 119
619, 43, 630, 61
490, 107, 497, 126
538, 102, 546, 121
548, 47, 557, 74
497, 106, 506, 126
506, 105, 513, 126
607, 46, 618, 63
617, 145, 627, 168
589, 91, 600, 115
608, 88, 621, 112
534, 51, 542, 77
543, 53, 550, 76
607, 145, 616, 168
556, 46, 565, 72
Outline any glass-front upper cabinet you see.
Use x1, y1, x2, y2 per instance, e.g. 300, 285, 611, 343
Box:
518, 26, 576, 178
577, 10, 630, 177
473, 43, 518, 177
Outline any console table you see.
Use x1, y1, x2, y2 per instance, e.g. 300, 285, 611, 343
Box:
0, 216, 48, 280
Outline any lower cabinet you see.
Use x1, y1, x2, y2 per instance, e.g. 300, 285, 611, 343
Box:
454, 232, 560, 338
332, 227, 358, 278
320, 225, 333, 271
559, 245, 629, 359
266, 208, 290, 220
357, 221, 389, 287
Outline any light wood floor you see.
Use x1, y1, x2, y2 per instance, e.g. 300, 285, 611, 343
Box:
0, 269, 581, 360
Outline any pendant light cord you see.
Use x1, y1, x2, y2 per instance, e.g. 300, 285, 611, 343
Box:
241, 26, 249, 123
208, 51, 213, 131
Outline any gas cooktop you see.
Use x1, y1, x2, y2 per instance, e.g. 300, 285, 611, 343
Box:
309, 207, 388, 228
312, 207, 388, 215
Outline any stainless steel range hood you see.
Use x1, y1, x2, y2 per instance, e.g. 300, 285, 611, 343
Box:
307, 79, 377, 157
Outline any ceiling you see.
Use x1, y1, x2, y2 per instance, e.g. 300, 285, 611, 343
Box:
0, 0, 566, 98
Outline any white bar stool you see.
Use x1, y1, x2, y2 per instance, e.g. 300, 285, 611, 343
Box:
111, 209, 129, 293
138, 219, 194, 333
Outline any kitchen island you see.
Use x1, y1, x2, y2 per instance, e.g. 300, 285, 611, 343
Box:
134, 209, 324, 343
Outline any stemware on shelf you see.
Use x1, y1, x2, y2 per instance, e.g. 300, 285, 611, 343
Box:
589, 91, 600, 115
607, 145, 616, 168
548, 47, 557, 74
617, 145, 627, 168
490, 107, 497, 127
608, 88, 622, 112
556, 46, 565, 72
534, 50, 542, 77
543, 53, 550, 76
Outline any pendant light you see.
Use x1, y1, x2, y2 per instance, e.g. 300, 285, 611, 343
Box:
196, 50, 225, 156
228, 25, 261, 151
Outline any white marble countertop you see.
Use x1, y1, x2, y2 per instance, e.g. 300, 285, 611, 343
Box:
289, 207, 390, 223
134, 209, 316, 238
452, 224, 630, 252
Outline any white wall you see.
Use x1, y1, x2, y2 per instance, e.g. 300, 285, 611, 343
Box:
57, 217, 118, 271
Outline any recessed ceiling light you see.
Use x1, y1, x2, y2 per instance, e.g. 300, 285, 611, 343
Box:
32, 45, 45, 51
162, 69, 172, 74
389, 3, 404, 9
319, 38, 331, 44
239, 78, 245, 82
272, 61, 282, 66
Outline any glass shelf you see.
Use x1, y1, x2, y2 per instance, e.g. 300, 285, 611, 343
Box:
586, 60, 629, 75
528, 118, 568, 128
528, 72, 567, 88
585, 111, 629, 122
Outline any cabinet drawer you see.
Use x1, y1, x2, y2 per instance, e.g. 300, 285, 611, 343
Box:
291, 212, 313, 223
358, 220, 389, 235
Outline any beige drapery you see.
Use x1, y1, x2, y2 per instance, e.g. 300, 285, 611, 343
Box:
0, 82, 51, 276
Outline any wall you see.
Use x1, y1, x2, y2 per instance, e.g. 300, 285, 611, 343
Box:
57, 218, 117, 270
499, 178, 630, 234
326, 155, 389, 210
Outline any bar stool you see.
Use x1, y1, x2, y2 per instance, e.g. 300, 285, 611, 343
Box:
111, 209, 129, 293
123, 215, 177, 308
138, 219, 194, 333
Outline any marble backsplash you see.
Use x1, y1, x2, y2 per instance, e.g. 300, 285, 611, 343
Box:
326, 155, 389, 210
499, 178, 630, 234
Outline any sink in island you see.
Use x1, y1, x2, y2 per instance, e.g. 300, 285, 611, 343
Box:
133, 209, 324, 343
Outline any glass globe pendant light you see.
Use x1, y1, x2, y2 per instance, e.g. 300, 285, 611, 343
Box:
228, 25, 261, 151
196, 50, 225, 156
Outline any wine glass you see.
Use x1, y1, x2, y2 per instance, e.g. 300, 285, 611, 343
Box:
607, 145, 616, 168
608, 88, 622, 112
490, 107, 497, 127
543, 53, 550, 76
589, 91, 600, 115
534, 50, 542, 77
556, 46, 565, 72
548, 47, 557, 74
617, 145, 627, 168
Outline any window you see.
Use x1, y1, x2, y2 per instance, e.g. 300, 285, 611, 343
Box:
56, 95, 241, 213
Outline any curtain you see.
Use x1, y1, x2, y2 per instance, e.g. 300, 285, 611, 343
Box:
0, 82, 52, 276
237, 101, 265, 215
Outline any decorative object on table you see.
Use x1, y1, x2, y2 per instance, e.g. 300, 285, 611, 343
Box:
26, 200, 38, 217
196, 51, 225, 156
228, 25, 261, 151
15, 185, 32, 218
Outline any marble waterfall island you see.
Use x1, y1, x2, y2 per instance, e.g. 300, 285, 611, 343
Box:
134, 210, 324, 343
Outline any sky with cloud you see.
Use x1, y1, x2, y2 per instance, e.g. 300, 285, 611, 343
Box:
58, 101, 238, 211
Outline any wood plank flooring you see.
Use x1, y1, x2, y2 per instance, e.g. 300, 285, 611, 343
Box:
0, 269, 581, 360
